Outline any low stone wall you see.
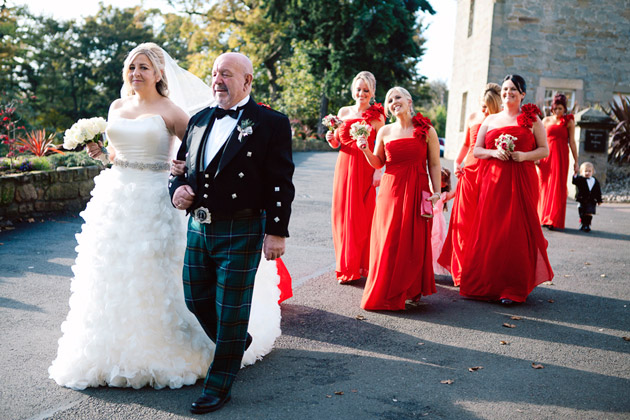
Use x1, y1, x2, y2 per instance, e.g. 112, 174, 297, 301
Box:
0, 166, 103, 222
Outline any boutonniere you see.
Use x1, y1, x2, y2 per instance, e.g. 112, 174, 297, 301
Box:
237, 119, 254, 142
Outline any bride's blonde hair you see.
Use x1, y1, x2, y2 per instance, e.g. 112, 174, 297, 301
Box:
122, 42, 169, 97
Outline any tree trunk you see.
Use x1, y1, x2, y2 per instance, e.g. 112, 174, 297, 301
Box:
318, 92, 329, 135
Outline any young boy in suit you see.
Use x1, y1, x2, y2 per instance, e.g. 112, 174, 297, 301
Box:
572, 162, 602, 232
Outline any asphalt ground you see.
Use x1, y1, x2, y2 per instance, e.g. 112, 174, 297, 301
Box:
1, 151, 629, 420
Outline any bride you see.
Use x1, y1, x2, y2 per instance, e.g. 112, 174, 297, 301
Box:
48, 43, 290, 390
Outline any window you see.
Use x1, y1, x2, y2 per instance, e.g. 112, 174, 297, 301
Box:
460, 92, 468, 132
543, 89, 576, 115
468, 0, 475, 37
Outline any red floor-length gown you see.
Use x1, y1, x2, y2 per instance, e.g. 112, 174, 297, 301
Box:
332, 104, 384, 283
438, 123, 483, 286
361, 114, 436, 310
460, 104, 554, 302
538, 114, 573, 229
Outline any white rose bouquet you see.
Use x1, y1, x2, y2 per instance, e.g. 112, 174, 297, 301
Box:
63, 117, 108, 150
63, 117, 109, 164
494, 133, 517, 153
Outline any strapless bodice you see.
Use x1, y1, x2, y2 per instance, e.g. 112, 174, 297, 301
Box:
106, 116, 173, 163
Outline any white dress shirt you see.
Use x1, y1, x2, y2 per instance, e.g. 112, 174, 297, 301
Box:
204, 95, 250, 168
586, 177, 595, 191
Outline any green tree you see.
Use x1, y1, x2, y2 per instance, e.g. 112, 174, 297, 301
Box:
265, 0, 435, 131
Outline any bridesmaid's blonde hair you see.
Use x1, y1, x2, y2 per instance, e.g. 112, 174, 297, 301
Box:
351, 71, 376, 102
483, 83, 501, 114
122, 42, 169, 98
384, 86, 414, 119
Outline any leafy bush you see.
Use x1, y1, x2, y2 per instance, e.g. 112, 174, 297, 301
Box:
48, 150, 97, 168
608, 96, 630, 164
28, 156, 54, 171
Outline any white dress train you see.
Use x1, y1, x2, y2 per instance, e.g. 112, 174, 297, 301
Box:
49, 116, 283, 390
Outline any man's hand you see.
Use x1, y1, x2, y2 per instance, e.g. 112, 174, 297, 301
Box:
173, 185, 195, 210
263, 234, 285, 260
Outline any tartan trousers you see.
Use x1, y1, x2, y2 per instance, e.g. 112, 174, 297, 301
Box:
183, 213, 264, 398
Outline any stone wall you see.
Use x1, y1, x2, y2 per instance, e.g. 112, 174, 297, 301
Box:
445, 0, 630, 160
0, 166, 102, 222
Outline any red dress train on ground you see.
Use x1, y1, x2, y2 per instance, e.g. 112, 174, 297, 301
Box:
460, 105, 554, 302
332, 104, 385, 282
538, 114, 573, 229
361, 114, 436, 310
438, 123, 483, 286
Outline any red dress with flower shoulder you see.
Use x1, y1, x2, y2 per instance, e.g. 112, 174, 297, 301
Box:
538, 114, 573, 229
361, 114, 436, 310
460, 105, 554, 302
438, 123, 482, 286
332, 104, 385, 282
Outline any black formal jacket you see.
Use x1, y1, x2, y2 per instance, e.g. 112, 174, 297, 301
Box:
572, 175, 602, 205
168, 97, 295, 237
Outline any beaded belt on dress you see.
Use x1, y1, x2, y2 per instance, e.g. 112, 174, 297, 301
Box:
113, 157, 170, 171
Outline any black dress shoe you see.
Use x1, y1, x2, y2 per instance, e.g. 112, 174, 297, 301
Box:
190, 394, 231, 414
245, 333, 252, 350
584, 225, 591, 232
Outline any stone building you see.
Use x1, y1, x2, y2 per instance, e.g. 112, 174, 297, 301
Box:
444, 0, 630, 159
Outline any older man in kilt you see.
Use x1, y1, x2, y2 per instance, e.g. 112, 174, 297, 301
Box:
169, 52, 294, 414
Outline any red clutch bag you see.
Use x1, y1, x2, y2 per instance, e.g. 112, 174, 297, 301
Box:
421, 191, 434, 218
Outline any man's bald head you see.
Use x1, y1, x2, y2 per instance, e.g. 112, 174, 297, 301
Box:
211, 52, 254, 109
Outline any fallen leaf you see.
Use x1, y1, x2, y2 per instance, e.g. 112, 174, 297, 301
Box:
440, 379, 454, 385
500, 340, 510, 345
584, 262, 591, 265
503, 323, 516, 328
326, 395, 332, 398
510, 316, 522, 320
355, 315, 366, 321
548, 299, 555, 303
531, 363, 544, 369
417, 342, 425, 346
334, 391, 344, 395
542, 281, 554, 285
468, 366, 483, 372
563, 274, 571, 277
600, 274, 606, 278
392, 398, 398, 402
622, 337, 630, 341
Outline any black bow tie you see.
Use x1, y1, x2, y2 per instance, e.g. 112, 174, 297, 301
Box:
214, 106, 242, 119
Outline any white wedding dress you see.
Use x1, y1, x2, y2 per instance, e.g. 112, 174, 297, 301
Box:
49, 116, 283, 390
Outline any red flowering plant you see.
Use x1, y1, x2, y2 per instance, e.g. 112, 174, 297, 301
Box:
0, 100, 27, 169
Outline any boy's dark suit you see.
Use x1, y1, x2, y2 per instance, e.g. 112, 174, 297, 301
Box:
168, 97, 294, 400
572, 174, 602, 230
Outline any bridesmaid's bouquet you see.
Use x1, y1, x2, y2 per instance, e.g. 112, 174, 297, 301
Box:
349, 121, 372, 142
63, 117, 108, 150
495, 133, 517, 152
322, 114, 343, 131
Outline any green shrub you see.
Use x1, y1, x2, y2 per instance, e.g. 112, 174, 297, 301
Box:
29, 156, 54, 171
48, 150, 96, 168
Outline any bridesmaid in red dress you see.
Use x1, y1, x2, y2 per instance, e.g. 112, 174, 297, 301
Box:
325, 71, 385, 284
438, 83, 501, 286
538, 93, 579, 230
357, 87, 442, 311
461, 74, 554, 304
